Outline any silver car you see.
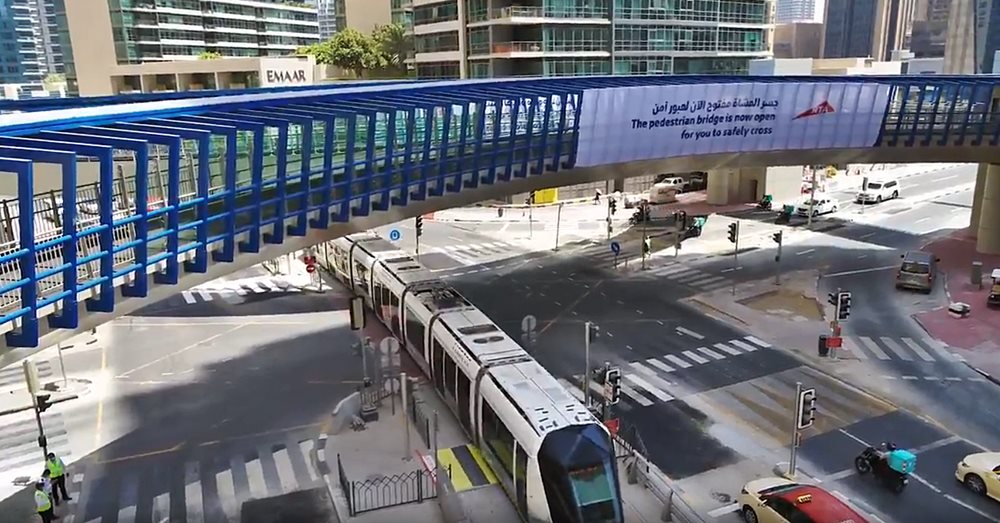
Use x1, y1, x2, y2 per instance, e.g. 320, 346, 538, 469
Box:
896, 251, 939, 293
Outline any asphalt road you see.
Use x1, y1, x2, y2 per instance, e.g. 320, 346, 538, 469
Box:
0, 269, 366, 522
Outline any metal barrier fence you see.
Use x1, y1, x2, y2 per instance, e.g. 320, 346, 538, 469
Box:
337, 454, 445, 516
614, 422, 705, 523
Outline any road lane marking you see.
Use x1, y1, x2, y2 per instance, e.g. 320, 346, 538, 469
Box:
796, 249, 815, 255
664, 354, 693, 369
623, 372, 674, 402
619, 382, 655, 406
713, 343, 744, 356
729, 340, 759, 352
901, 337, 936, 362
839, 337, 867, 359
118, 324, 247, 377
943, 494, 1000, 523
860, 232, 877, 239
880, 337, 914, 361
675, 326, 704, 339
823, 265, 897, 277
182, 291, 197, 304
857, 337, 891, 360
682, 350, 709, 364
744, 336, 771, 348
646, 359, 675, 373
185, 462, 204, 523
697, 347, 726, 360
216, 467, 239, 518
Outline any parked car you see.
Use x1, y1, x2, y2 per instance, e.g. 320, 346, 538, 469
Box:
796, 196, 838, 217
649, 175, 685, 204
856, 178, 901, 204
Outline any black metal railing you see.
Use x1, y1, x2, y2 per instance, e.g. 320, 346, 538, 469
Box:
337, 454, 448, 516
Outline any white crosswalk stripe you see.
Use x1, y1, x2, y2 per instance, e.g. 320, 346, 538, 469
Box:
664, 354, 693, 369
60, 435, 322, 523
847, 336, 957, 363
728, 339, 759, 353
433, 241, 524, 266
682, 350, 710, 364
713, 342, 744, 356
179, 275, 305, 304
697, 347, 726, 360
623, 373, 674, 402
744, 336, 771, 348
646, 358, 675, 373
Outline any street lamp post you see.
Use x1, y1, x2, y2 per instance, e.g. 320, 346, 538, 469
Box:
583, 322, 599, 407
554, 202, 563, 251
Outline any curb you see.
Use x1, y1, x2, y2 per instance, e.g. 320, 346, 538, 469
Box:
314, 432, 349, 522
965, 363, 1000, 387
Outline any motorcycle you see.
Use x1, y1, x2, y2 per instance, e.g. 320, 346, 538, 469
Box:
854, 445, 913, 494
775, 204, 794, 224
629, 207, 650, 225
757, 194, 773, 211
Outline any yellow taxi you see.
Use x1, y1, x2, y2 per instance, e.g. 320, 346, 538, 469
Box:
956, 452, 1000, 501
739, 477, 870, 523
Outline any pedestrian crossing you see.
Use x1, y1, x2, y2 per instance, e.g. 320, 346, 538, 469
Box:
838, 335, 962, 363
0, 357, 52, 390
0, 409, 72, 474
61, 436, 321, 523
181, 277, 303, 305
573, 244, 731, 291
557, 335, 773, 408
430, 241, 525, 268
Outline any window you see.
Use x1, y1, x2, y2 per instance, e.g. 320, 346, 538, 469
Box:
515, 444, 528, 516
433, 336, 445, 393
415, 31, 459, 53
481, 399, 515, 476
405, 305, 426, 358
414, 1, 458, 25
443, 352, 456, 400
389, 289, 401, 337
456, 367, 471, 430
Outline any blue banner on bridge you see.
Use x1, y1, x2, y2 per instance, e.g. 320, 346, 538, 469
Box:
574, 82, 892, 167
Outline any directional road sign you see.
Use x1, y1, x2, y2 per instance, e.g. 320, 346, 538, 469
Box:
610, 241, 621, 256
388, 229, 401, 242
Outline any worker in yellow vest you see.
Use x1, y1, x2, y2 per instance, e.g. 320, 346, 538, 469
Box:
45, 452, 71, 505
34, 481, 54, 523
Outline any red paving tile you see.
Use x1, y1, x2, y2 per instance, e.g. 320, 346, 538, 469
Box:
913, 229, 1000, 378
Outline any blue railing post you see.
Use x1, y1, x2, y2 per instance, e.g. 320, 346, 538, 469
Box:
501, 97, 521, 182
310, 116, 336, 229
215, 132, 237, 262
338, 116, 357, 223
2, 158, 39, 347
534, 95, 553, 175
185, 135, 211, 273
153, 139, 182, 285
351, 113, 376, 217
240, 128, 265, 253
290, 119, 313, 236
374, 110, 397, 211
87, 148, 115, 312
551, 93, 569, 172
430, 105, 451, 197
566, 91, 583, 169
519, 98, 537, 178
448, 104, 470, 192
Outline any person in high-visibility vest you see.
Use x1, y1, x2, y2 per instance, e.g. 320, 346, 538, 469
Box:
34, 481, 54, 523
45, 452, 71, 505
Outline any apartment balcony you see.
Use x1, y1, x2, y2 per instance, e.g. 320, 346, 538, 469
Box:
470, 40, 610, 59
468, 6, 610, 25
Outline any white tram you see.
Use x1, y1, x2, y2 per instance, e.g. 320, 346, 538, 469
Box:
328, 232, 624, 523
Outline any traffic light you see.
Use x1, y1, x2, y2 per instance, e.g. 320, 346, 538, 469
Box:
642, 236, 652, 255
836, 291, 852, 321
605, 368, 621, 406
677, 210, 687, 229
608, 198, 617, 215
795, 388, 817, 430
772, 230, 783, 244
727, 222, 739, 244
415, 216, 423, 238
36, 393, 52, 413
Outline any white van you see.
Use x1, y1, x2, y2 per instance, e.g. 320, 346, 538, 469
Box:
649, 175, 685, 204
856, 178, 901, 204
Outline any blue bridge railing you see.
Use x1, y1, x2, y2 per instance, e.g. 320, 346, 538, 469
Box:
0, 75, 997, 348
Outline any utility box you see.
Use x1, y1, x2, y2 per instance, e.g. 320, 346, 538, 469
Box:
972, 261, 983, 288
818, 335, 829, 357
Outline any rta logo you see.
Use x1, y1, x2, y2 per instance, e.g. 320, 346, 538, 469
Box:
521, 315, 537, 345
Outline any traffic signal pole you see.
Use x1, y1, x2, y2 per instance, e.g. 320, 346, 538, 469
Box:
789, 381, 802, 477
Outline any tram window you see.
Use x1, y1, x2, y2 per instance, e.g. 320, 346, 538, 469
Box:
481, 400, 515, 476
405, 305, 425, 357
433, 337, 445, 393
456, 370, 471, 431
515, 445, 528, 516
389, 291, 401, 337
443, 353, 456, 400
373, 281, 385, 318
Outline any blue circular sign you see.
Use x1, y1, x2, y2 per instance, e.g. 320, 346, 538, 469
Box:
389, 229, 401, 242
611, 241, 621, 255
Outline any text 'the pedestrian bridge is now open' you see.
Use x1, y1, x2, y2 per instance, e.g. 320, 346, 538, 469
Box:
1, 75, 999, 353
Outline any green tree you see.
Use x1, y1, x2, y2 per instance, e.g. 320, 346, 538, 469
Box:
42, 73, 66, 91
371, 23, 412, 72
300, 28, 384, 77
198, 51, 222, 60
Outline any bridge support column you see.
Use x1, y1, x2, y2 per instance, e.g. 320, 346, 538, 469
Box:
706, 166, 800, 205
706, 168, 739, 205
976, 164, 1000, 254
970, 163, 989, 232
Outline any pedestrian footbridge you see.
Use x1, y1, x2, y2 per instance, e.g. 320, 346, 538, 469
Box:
0, 75, 998, 353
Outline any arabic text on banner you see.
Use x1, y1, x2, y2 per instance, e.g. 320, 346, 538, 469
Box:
573, 82, 892, 168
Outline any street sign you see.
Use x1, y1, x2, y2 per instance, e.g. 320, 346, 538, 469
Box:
604, 418, 620, 436
610, 241, 621, 256
306, 264, 316, 273
388, 229, 401, 242
521, 315, 537, 334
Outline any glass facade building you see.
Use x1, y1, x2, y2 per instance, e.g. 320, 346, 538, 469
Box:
413, 0, 772, 80
0, 0, 49, 84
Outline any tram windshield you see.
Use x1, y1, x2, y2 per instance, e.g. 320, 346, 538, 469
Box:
569, 462, 619, 521
538, 424, 623, 523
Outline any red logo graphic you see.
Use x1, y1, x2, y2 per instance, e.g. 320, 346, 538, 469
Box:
793, 101, 836, 120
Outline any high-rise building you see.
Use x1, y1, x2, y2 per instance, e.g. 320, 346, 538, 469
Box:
775, 0, 825, 23
823, 0, 916, 61
61, 0, 321, 95
316, 0, 339, 40
910, 0, 950, 57
0, 0, 48, 84
945, 0, 1000, 73
411, 0, 773, 80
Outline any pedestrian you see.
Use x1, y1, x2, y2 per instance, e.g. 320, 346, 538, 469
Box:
45, 453, 71, 505
40, 469, 52, 499
34, 481, 55, 523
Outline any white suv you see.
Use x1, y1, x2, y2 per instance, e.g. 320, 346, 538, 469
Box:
856, 178, 900, 204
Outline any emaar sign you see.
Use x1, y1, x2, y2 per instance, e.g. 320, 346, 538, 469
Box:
264, 69, 308, 84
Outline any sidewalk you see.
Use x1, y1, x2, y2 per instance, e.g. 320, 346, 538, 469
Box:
913, 229, 1000, 381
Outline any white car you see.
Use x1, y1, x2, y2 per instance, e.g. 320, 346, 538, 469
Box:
796, 197, 838, 217
856, 178, 900, 204
649, 176, 684, 204
956, 452, 1000, 502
